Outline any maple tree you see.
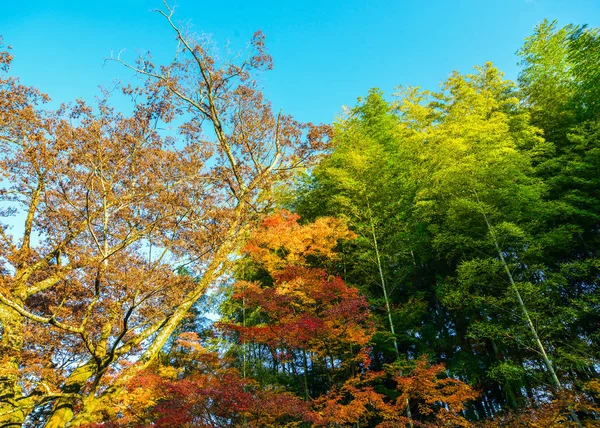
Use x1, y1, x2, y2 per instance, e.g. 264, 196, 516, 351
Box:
219, 211, 373, 398
387, 356, 478, 427
309, 372, 399, 427
307, 356, 476, 427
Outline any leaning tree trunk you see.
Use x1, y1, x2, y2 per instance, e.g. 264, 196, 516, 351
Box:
44, 363, 97, 428
479, 208, 582, 427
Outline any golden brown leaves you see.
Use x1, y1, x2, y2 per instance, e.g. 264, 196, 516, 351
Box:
0, 36, 13, 72
244, 210, 355, 272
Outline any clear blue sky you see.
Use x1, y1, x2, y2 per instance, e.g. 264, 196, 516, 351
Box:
2, 0, 599, 124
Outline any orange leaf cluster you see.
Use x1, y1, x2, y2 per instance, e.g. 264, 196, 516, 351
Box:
221, 211, 371, 362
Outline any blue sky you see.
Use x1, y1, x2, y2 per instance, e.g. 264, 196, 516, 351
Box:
2, 0, 599, 124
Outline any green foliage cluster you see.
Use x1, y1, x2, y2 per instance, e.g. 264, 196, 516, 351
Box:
280, 19, 600, 423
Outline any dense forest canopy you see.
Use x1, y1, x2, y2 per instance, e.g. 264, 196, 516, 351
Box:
0, 5, 599, 427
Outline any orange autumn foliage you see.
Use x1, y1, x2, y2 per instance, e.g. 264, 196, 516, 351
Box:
310, 357, 477, 428
243, 210, 356, 271
309, 371, 398, 427
220, 211, 372, 363
388, 356, 478, 427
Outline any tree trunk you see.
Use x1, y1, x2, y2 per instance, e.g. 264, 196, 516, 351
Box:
302, 350, 310, 400
367, 206, 413, 427
0, 302, 25, 428
44, 363, 97, 428
480, 210, 582, 427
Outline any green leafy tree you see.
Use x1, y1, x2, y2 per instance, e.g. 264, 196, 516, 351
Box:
518, 21, 600, 397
